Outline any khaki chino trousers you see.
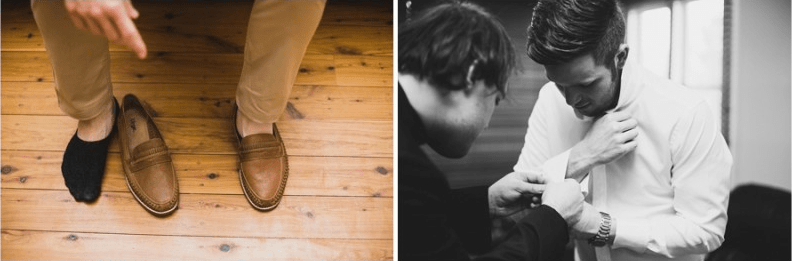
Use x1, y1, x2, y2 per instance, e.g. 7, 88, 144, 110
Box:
32, 0, 326, 124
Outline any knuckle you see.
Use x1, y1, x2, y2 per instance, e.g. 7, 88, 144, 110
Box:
75, 8, 88, 16
89, 8, 103, 17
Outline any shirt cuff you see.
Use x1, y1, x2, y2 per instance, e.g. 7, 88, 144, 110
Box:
580, 175, 590, 195
541, 149, 589, 194
612, 217, 651, 253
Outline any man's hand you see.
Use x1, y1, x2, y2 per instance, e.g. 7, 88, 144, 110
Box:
65, 0, 147, 59
567, 111, 638, 181
541, 179, 584, 225
569, 202, 602, 239
488, 170, 546, 217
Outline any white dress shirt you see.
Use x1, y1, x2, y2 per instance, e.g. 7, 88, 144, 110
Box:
514, 58, 732, 261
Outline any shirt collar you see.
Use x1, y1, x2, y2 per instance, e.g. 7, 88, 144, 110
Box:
606, 57, 642, 113
575, 57, 642, 120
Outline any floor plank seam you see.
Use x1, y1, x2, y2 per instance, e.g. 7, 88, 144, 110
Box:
0, 150, 394, 159
0, 187, 393, 199
0, 228, 394, 241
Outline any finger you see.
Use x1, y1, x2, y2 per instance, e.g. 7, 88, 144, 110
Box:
517, 170, 546, 184
516, 182, 546, 194
67, 13, 88, 31
607, 111, 631, 122
621, 139, 638, 153
124, 1, 139, 19
84, 17, 105, 36
522, 193, 542, 202
621, 128, 639, 142
115, 14, 147, 59
621, 118, 638, 131
97, 14, 120, 41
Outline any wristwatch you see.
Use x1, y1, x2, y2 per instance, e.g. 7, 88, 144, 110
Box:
588, 212, 612, 247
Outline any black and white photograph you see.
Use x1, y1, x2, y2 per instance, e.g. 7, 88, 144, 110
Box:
397, 0, 791, 260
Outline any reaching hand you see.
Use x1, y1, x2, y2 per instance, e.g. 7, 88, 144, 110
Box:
64, 0, 147, 59
541, 179, 584, 225
488, 170, 546, 217
568, 111, 638, 179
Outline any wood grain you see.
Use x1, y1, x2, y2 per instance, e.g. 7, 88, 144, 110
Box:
335, 55, 394, 87
1, 229, 393, 260
1, 0, 392, 27
1, 189, 393, 239
1, 82, 392, 120
2, 115, 392, 157
3, 22, 392, 56
1, 0, 393, 259
0, 52, 337, 85
1, 150, 393, 197
2, 52, 391, 87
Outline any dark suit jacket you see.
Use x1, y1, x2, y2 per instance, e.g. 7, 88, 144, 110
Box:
398, 86, 569, 261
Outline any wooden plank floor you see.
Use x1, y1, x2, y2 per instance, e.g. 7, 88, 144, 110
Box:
1, 0, 394, 260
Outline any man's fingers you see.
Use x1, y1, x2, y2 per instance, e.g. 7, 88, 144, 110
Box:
622, 128, 639, 141
115, 15, 147, 59
517, 170, 546, 184
84, 17, 105, 37
608, 111, 631, 122
67, 14, 88, 31
516, 182, 545, 194
621, 139, 638, 152
621, 118, 638, 130
124, 1, 139, 19
97, 15, 120, 41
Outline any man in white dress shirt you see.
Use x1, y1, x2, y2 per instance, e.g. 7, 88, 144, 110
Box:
512, 0, 733, 260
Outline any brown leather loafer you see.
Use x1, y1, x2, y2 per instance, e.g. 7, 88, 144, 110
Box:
235, 109, 288, 211
118, 94, 179, 215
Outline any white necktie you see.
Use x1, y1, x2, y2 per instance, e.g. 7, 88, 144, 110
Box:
591, 165, 612, 261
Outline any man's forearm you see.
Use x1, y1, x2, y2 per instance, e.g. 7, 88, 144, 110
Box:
566, 145, 597, 182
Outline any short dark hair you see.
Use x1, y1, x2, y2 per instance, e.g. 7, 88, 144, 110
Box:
399, 2, 516, 94
526, 0, 625, 66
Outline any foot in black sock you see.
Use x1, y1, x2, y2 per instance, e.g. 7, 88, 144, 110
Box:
61, 98, 119, 202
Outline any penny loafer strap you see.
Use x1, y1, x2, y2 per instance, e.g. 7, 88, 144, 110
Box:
131, 150, 172, 172
240, 145, 283, 161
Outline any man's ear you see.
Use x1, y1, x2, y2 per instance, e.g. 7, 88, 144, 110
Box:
465, 59, 480, 90
614, 44, 629, 70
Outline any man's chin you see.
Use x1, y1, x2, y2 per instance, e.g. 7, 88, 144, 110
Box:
430, 142, 471, 159
573, 108, 585, 120
574, 107, 604, 119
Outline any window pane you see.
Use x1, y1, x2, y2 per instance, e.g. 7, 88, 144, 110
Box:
684, 0, 724, 89
638, 7, 671, 78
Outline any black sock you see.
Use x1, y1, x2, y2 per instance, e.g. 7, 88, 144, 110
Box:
61, 98, 118, 202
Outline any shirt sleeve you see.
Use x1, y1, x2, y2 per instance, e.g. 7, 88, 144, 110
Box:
612, 102, 732, 257
449, 186, 495, 254
514, 85, 589, 193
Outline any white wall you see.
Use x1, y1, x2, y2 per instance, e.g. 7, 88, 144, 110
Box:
730, 0, 791, 191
